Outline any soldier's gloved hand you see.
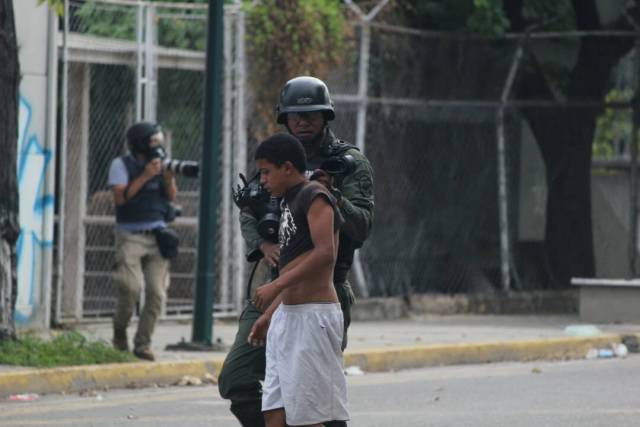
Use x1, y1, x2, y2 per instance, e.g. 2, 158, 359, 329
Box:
310, 169, 343, 207
259, 241, 280, 268
254, 281, 279, 312
310, 169, 333, 189
248, 314, 270, 347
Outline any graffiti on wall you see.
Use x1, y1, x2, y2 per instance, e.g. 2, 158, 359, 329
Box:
15, 96, 55, 324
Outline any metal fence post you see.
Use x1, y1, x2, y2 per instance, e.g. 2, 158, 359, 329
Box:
44, 7, 59, 328
192, 0, 224, 345
232, 4, 247, 313
55, 0, 70, 322
629, 34, 640, 277
220, 8, 234, 311
497, 44, 524, 292
144, 3, 157, 122
135, 2, 144, 122
344, 0, 388, 297
62, 63, 90, 321
355, 20, 370, 153
345, 0, 388, 152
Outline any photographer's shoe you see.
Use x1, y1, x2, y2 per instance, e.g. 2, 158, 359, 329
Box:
133, 347, 155, 361
113, 329, 129, 352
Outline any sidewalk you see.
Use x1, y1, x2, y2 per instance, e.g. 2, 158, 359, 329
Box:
1, 313, 639, 398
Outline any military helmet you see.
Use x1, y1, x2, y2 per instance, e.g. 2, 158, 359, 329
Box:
126, 121, 160, 154
276, 76, 335, 124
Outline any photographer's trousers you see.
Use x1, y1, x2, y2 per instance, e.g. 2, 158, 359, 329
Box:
113, 231, 169, 351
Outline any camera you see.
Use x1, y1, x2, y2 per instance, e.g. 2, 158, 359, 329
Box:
232, 173, 281, 245
147, 146, 200, 178
165, 203, 183, 223
232, 154, 355, 262
319, 154, 356, 177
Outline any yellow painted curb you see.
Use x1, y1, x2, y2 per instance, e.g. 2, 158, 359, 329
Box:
344, 334, 627, 372
0, 358, 224, 398
1, 333, 637, 397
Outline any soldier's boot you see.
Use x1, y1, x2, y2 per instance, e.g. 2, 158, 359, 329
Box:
230, 399, 265, 427
133, 347, 155, 361
112, 328, 129, 352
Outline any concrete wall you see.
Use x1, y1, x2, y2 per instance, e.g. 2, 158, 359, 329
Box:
591, 173, 634, 278
14, 1, 57, 329
518, 120, 547, 241
517, 118, 636, 281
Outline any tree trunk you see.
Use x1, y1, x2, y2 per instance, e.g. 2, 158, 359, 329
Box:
522, 104, 598, 287
514, 0, 636, 288
0, 0, 20, 339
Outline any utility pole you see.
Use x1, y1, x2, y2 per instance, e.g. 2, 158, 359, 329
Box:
165, 0, 224, 352
190, 0, 224, 347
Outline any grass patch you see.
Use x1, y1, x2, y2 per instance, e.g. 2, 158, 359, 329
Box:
0, 331, 137, 368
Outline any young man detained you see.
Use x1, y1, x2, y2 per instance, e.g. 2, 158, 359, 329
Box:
248, 133, 349, 427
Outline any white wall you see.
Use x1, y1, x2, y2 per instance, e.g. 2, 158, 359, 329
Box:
14, 1, 57, 329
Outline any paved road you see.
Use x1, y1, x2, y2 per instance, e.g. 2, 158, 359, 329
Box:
2, 355, 640, 427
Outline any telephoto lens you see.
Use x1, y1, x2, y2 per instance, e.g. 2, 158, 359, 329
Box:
163, 159, 200, 178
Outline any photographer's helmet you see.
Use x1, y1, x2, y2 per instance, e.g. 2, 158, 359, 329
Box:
126, 121, 161, 155
276, 76, 335, 124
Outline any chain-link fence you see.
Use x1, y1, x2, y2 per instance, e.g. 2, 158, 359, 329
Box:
54, 0, 248, 323
53, 0, 640, 322
326, 2, 640, 297
323, 7, 519, 296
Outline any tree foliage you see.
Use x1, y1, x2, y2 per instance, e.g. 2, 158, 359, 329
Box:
245, 0, 350, 139
391, 0, 577, 32
65, 0, 349, 141
37, 0, 63, 16
593, 88, 635, 160
73, 0, 208, 49
466, 0, 509, 35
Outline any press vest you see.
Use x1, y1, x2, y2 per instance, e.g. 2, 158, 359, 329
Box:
115, 155, 169, 224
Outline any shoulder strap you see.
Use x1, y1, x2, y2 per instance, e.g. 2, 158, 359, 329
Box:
328, 139, 359, 157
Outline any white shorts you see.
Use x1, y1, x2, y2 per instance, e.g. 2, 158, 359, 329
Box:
262, 303, 349, 426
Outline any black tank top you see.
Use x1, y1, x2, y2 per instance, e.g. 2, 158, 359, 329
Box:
278, 181, 343, 269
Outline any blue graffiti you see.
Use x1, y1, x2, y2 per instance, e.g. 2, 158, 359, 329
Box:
15, 96, 55, 324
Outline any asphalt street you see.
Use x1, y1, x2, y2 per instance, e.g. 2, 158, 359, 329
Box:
2, 355, 639, 427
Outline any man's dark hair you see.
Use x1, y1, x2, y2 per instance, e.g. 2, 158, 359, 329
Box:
255, 133, 307, 173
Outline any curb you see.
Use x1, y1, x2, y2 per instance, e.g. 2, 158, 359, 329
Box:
1, 333, 637, 398
0, 358, 224, 398
344, 334, 637, 372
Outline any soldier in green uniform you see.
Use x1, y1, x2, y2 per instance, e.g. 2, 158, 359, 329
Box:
218, 76, 374, 427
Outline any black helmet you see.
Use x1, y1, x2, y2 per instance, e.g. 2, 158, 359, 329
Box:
126, 121, 160, 154
276, 76, 335, 124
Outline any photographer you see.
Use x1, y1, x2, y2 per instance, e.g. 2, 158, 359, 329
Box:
219, 76, 375, 427
107, 122, 178, 361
